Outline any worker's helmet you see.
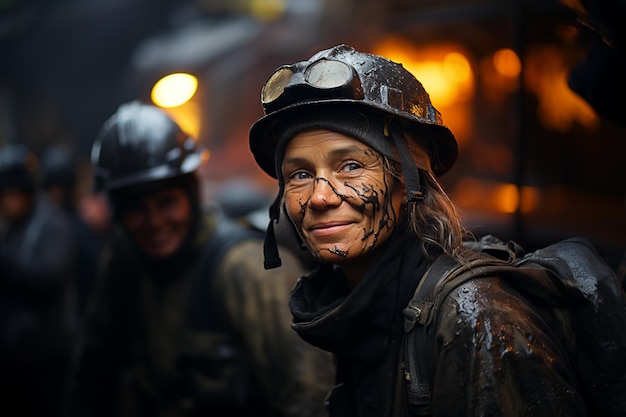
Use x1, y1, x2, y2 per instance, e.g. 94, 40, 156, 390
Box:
41, 144, 77, 191
0, 144, 38, 192
249, 44, 458, 179
91, 101, 201, 193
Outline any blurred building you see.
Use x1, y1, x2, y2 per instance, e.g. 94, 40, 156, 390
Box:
1, 0, 624, 266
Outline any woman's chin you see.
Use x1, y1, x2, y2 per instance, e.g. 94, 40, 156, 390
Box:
309, 244, 356, 264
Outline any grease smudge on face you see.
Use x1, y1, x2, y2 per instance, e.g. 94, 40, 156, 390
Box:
282, 130, 404, 271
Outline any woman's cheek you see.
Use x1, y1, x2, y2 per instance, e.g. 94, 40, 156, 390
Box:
284, 192, 305, 228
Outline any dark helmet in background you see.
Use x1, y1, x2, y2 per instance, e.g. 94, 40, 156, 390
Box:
0, 144, 38, 192
41, 144, 77, 192
249, 44, 458, 179
91, 100, 202, 194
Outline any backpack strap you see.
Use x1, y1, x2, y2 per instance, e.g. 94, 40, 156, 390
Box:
402, 248, 512, 414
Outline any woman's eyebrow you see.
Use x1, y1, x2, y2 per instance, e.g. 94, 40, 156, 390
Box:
327, 146, 365, 158
282, 156, 307, 167
284, 145, 366, 164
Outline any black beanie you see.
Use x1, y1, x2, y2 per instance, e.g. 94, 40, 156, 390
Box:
273, 106, 436, 181
274, 108, 398, 176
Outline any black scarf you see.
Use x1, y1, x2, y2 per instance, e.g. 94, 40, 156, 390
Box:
290, 225, 430, 362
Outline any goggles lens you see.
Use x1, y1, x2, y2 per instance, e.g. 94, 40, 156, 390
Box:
261, 59, 359, 107
262, 67, 294, 104
304, 59, 353, 89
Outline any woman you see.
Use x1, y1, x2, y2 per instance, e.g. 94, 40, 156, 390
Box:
249, 45, 585, 416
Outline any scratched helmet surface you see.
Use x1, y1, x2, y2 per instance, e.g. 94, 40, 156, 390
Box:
249, 44, 458, 178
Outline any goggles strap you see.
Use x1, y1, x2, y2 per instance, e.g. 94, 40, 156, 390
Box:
263, 193, 283, 269
386, 122, 424, 203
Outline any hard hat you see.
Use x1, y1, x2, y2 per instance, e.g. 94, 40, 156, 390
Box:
0, 144, 38, 192
249, 44, 458, 179
91, 101, 201, 193
41, 144, 77, 191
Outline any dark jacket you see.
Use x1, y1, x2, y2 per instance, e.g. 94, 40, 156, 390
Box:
0, 196, 77, 359
65, 212, 333, 417
0, 196, 78, 417
290, 229, 586, 417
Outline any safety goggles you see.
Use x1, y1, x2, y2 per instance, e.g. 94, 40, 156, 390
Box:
261, 58, 364, 112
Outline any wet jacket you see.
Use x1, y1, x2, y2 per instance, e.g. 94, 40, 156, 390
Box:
65, 212, 333, 417
290, 227, 586, 417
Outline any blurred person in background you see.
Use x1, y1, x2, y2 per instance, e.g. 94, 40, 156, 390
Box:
41, 144, 104, 314
76, 191, 111, 237
561, 0, 626, 288
0, 143, 78, 417
63, 101, 333, 417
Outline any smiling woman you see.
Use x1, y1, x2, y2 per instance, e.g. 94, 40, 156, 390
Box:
246, 44, 605, 417
282, 129, 404, 285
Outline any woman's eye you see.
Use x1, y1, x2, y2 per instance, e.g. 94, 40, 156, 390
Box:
289, 171, 312, 181
342, 162, 362, 172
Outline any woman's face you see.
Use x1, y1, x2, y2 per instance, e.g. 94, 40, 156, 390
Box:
282, 129, 405, 269
120, 186, 192, 259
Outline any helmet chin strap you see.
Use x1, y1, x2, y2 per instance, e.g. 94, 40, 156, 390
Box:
385, 121, 424, 204
263, 190, 283, 269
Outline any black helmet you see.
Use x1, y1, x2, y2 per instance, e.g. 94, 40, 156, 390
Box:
92, 101, 202, 193
41, 144, 76, 191
0, 144, 38, 192
249, 44, 458, 179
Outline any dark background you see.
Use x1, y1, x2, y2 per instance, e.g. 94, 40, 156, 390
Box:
1, 0, 624, 267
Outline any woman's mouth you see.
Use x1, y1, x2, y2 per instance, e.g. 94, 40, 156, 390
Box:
308, 221, 352, 238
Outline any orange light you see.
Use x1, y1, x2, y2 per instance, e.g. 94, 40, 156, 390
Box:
372, 36, 475, 109
453, 177, 539, 214
520, 186, 539, 213
524, 46, 598, 131
404, 61, 457, 107
493, 48, 521, 78
160, 101, 202, 140
151, 73, 198, 108
495, 183, 519, 214
444, 52, 472, 83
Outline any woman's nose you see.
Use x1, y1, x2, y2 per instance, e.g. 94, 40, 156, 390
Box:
308, 177, 342, 209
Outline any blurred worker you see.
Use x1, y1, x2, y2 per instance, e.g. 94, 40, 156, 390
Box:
41, 144, 104, 314
560, 0, 626, 286
562, 0, 626, 127
63, 101, 333, 417
0, 143, 78, 417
